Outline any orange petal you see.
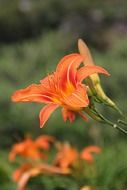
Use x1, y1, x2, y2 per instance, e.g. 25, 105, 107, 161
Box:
54, 143, 78, 169
83, 146, 102, 154
18, 167, 41, 190
18, 173, 29, 190
35, 135, 55, 150
81, 153, 93, 163
80, 146, 101, 163
9, 143, 25, 161
11, 84, 53, 103
12, 164, 32, 182
9, 139, 32, 161
63, 84, 89, 110
39, 104, 59, 128
56, 53, 83, 89
61, 108, 75, 123
77, 65, 110, 82
40, 74, 56, 90
40, 75, 52, 87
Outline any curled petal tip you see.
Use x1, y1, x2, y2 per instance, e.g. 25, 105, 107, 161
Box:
102, 69, 110, 76
11, 95, 15, 102
40, 124, 44, 128
11, 89, 29, 102
11, 92, 20, 102
78, 38, 84, 45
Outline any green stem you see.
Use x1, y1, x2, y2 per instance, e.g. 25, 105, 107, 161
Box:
91, 108, 127, 135
117, 119, 127, 126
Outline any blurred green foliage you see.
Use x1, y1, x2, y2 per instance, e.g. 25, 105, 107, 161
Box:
0, 0, 127, 46
0, 0, 127, 189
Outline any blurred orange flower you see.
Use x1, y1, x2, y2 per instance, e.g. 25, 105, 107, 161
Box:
11, 53, 109, 127
9, 135, 54, 161
54, 142, 78, 170
9, 137, 44, 161
13, 163, 70, 190
80, 146, 101, 163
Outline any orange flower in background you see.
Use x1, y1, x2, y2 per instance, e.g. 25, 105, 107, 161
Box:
54, 142, 78, 170
80, 146, 101, 163
9, 135, 102, 190
11, 53, 109, 128
12, 163, 70, 190
9, 136, 49, 161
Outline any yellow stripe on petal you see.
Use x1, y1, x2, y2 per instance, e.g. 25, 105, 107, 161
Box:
11, 84, 53, 103
63, 84, 89, 110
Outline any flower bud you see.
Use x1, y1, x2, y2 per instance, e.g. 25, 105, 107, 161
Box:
78, 38, 116, 108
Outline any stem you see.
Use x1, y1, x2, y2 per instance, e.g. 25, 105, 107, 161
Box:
92, 108, 127, 135
117, 119, 127, 126
115, 125, 127, 134
92, 108, 115, 126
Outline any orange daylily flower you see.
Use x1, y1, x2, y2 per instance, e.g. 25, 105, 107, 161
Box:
54, 142, 78, 170
80, 146, 101, 163
13, 163, 70, 190
11, 53, 109, 127
9, 137, 47, 161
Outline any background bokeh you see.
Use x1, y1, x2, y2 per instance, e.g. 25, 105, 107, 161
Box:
0, 0, 127, 189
